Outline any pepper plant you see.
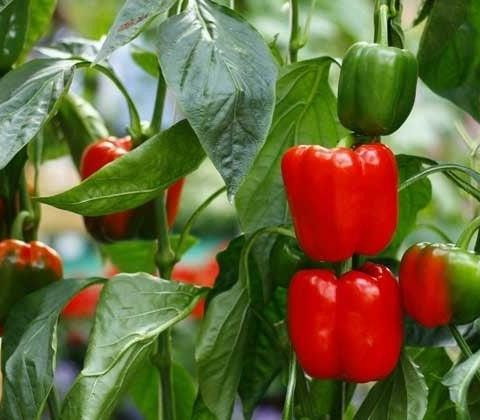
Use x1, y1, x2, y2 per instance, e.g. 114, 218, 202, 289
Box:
2, 0, 480, 419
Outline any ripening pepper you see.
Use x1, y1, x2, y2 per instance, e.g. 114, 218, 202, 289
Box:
0, 239, 63, 322
282, 144, 398, 262
337, 42, 418, 136
400, 242, 480, 327
288, 263, 403, 382
80, 136, 185, 242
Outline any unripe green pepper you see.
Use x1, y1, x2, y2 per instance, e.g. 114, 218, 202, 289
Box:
337, 41, 417, 136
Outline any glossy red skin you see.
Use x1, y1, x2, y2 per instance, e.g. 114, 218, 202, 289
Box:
399, 244, 451, 327
288, 263, 403, 382
0, 239, 63, 277
81, 137, 184, 241
281, 144, 398, 262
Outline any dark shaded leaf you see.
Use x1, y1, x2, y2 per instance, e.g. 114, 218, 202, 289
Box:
157, 0, 277, 197
1, 277, 105, 420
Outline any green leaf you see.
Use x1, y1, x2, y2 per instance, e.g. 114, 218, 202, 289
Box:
0, 0, 29, 74
0, 58, 79, 169
129, 361, 196, 420
131, 45, 160, 77
410, 348, 455, 420
418, 0, 480, 121
382, 155, 432, 256
61, 273, 206, 420
38, 120, 205, 215
354, 353, 428, 420
57, 93, 109, 170
1, 277, 105, 420
21, 0, 57, 59
235, 58, 347, 232
95, 0, 177, 63
442, 349, 480, 420
0, 0, 13, 13
239, 288, 288, 418
157, 0, 277, 197
100, 235, 197, 274
413, 0, 436, 26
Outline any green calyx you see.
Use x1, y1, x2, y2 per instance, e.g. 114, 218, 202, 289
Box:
337, 41, 418, 136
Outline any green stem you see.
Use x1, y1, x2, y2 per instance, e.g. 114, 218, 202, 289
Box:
230, 0, 235, 9
155, 193, 175, 279
331, 382, 345, 420
288, 0, 300, 63
149, 71, 167, 135
11, 210, 32, 241
456, 215, 480, 249
398, 164, 480, 192
153, 332, 176, 420
174, 186, 226, 261
375, 3, 390, 46
81, 63, 143, 143
47, 386, 61, 420
449, 325, 480, 383
282, 352, 297, 420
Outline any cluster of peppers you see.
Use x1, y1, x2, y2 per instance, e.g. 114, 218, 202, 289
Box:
279, 1, 480, 383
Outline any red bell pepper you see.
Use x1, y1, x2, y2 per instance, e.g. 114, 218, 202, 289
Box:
281, 143, 398, 262
80, 136, 185, 242
288, 263, 403, 382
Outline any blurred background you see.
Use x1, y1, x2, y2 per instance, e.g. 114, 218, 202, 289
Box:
29, 0, 479, 418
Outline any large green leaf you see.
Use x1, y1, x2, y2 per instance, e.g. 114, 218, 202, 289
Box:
1, 277, 105, 420
21, 0, 57, 59
410, 348, 455, 420
157, 0, 277, 197
418, 0, 480, 121
442, 349, 480, 420
61, 273, 206, 420
354, 353, 428, 420
0, 0, 29, 74
238, 288, 288, 418
38, 120, 205, 215
0, 58, 80, 169
235, 57, 346, 232
196, 235, 265, 420
382, 155, 432, 256
95, 0, 176, 63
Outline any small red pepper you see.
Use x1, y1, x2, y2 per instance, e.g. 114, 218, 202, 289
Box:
288, 263, 403, 382
0, 239, 63, 322
80, 136, 185, 242
282, 143, 398, 262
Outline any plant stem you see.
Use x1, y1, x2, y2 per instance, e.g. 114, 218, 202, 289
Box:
155, 194, 175, 279
149, 72, 167, 135
288, 0, 300, 63
85, 63, 143, 143
174, 186, 226, 261
375, 3, 389, 46
456, 215, 480, 249
47, 386, 61, 420
230, 0, 235, 9
282, 352, 297, 420
449, 325, 480, 383
295, 367, 316, 419
153, 332, 176, 420
332, 382, 345, 420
